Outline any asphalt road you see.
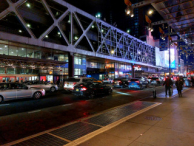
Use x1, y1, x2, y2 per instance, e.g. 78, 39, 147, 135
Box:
0, 86, 165, 145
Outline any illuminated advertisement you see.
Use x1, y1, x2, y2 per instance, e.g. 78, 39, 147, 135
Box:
155, 47, 176, 69
155, 47, 165, 67
164, 49, 176, 69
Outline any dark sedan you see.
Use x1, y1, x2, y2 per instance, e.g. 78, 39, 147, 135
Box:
113, 78, 129, 88
73, 82, 112, 98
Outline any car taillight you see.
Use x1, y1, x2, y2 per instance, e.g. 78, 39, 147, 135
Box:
128, 81, 131, 82
156, 79, 159, 81
81, 87, 87, 91
73, 82, 77, 85
135, 81, 140, 83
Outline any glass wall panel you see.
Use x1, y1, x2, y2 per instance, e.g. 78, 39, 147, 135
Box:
20, 68, 26, 74
74, 68, 81, 75
0, 67, 5, 74
7, 68, 15, 74
74, 57, 82, 65
9, 46, 17, 56
27, 48, 34, 58
18, 47, 26, 57
34, 48, 41, 59
0, 44, 8, 55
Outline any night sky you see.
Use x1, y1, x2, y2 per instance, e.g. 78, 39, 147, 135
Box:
63, 0, 193, 66
63, 0, 162, 34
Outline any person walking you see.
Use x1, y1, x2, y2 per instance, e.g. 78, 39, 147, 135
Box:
163, 76, 173, 96
175, 77, 184, 97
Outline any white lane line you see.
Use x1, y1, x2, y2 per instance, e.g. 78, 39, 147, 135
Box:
28, 110, 41, 114
62, 103, 73, 107
0, 104, 10, 107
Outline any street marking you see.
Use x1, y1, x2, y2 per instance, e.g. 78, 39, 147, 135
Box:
62, 103, 72, 107
0, 104, 10, 107
28, 110, 41, 114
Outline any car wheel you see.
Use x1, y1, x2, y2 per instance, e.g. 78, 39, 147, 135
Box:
0, 96, 3, 103
50, 87, 56, 92
89, 91, 95, 99
108, 89, 112, 95
33, 92, 42, 99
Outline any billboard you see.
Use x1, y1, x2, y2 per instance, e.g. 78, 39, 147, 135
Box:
155, 47, 176, 69
164, 49, 176, 69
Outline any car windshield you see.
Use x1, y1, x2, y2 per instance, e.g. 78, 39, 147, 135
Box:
131, 79, 139, 81
67, 78, 80, 82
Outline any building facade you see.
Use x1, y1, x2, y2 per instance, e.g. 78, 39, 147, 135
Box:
0, 0, 157, 83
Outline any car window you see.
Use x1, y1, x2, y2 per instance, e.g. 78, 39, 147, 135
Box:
131, 79, 139, 81
15, 84, 27, 89
67, 78, 80, 82
83, 79, 91, 82
0, 84, 5, 89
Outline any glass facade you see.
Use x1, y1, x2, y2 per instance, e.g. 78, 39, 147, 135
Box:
0, 40, 68, 83
0, 40, 68, 62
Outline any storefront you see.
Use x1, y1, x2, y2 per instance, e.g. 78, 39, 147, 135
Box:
0, 40, 68, 83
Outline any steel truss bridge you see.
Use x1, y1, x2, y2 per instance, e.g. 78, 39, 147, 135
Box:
0, 0, 156, 67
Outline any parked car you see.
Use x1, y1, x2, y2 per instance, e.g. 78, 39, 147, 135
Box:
25, 81, 58, 92
150, 77, 161, 86
128, 78, 144, 89
64, 77, 102, 91
102, 78, 114, 84
113, 78, 129, 88
0, 83, 45, 103
73, 82, 112, 98
183, 77, 191, 86
135, 77, 149, 88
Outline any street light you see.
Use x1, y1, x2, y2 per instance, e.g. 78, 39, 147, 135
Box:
125, 6, 133, 17
148, 9, 154, 15
95, 13, 101, 18
110, 48, 115, 55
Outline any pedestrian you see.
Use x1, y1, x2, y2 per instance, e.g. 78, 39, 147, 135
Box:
175, 77, 183, 97
163, 76, 173, 96
191, 77, 194, 87
57, 79, 60, 86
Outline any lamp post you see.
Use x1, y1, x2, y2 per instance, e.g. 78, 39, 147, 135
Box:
168, 26, 171, 78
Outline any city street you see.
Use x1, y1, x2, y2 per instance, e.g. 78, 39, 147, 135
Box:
0, 86, 165, 145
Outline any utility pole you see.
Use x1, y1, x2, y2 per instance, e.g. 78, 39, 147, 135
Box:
168, 26, 171, 77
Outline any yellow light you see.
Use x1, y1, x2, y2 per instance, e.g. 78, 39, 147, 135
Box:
27, 24, 31, 28
148, 10, 153, 15
26, 3, 31, 8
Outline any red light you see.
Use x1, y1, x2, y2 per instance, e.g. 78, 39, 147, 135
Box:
73, 82, 77, 85
135, 81, 140, 83
81, 87, 87, 91
128, 81, 131, 82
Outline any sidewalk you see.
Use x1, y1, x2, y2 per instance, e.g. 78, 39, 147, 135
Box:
78, 88, 194, 146
3, 88, 193, 146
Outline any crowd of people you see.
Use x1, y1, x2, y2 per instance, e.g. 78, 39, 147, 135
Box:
163, 76, 191, 97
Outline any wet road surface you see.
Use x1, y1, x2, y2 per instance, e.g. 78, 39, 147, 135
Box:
0, 86, 164, 145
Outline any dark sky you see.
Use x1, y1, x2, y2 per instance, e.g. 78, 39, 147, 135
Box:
63, 0, 163, 37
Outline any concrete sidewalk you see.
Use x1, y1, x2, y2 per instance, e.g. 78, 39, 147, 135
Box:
78, 88, 194, 146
